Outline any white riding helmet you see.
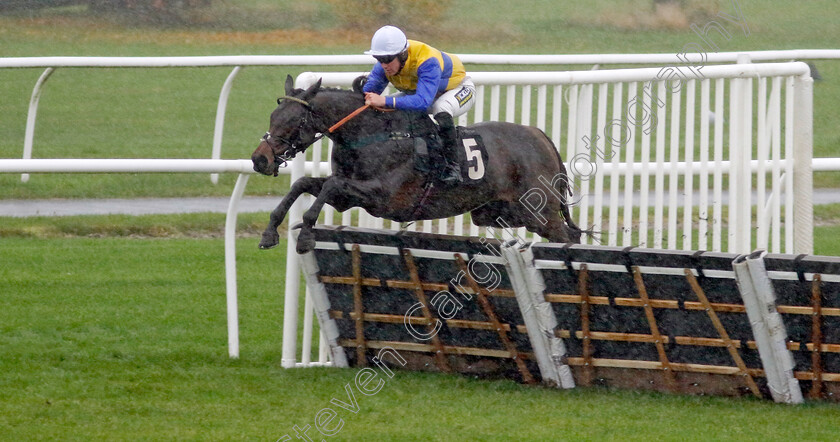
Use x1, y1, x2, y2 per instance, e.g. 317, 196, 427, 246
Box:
364, 25, 408, 56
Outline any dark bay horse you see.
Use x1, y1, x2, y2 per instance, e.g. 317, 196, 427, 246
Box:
252, 75, 580, 254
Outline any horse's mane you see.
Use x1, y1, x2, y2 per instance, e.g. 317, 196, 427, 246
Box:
282, 85, 362, 103
312, 74, 366, 99
319, 86, 359, 94
304, 86, 365, 107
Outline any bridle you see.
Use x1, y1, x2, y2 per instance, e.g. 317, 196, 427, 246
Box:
261, 96, 328, 168
261, 95, 373, 168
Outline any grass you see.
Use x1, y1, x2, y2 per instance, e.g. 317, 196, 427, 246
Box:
2, 3, 840, 439
0, 211, 280, 238
0, 236, 286, 440
2, 215, 840, 440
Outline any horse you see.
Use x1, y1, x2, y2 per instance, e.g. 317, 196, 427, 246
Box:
252, 75, 581, 254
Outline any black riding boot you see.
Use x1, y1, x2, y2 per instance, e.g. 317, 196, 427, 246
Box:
433, 112, 463, 184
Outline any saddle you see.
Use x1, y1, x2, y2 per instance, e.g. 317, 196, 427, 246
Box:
352, 110, 449, 183
349, 77, 485, 185
339, 104, 484, 185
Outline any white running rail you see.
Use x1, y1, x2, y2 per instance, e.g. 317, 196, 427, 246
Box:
3, 50, 838, 183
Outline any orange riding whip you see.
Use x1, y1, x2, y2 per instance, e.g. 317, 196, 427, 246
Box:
328, 103, 395, 133
328, 104, 371, 133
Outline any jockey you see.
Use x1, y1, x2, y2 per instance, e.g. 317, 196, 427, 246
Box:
363, 25, 476, 184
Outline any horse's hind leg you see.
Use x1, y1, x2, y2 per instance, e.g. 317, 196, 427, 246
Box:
260, 177, 328, 249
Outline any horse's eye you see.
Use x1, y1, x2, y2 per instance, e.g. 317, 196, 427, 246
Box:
261, 132, 271, 142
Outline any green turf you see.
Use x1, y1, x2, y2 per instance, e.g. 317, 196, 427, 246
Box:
0, 211, 279, 238
2, 3, 840, 439
2, 215, 840, 441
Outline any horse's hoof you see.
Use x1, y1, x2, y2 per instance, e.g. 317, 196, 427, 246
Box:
296, 230, 315, 254
259, 231, 280, 249
296, 238, 315, 254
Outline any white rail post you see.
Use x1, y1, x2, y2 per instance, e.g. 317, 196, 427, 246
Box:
224, 172, 250, 358
727, 74, 741, 253
301, 287, 315, 365
211, 66, 243, 184
739, 54, 753, 253
281, 148, 307, 368
22, 67, 56, 183
280, 73, 320, 368
756, 77, 769, 251
793, 74, 814, 254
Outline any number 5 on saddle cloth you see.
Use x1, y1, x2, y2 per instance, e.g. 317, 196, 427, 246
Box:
412, 125, 488, 186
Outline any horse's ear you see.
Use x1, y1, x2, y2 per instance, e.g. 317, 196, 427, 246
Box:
352, 75, 368, 94
284, 75, 295, 96
301, 78, 322, 101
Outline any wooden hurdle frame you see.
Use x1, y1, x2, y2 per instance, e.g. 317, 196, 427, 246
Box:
298, 226, 840, 403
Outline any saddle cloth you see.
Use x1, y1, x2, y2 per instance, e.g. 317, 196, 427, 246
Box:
413, 126, 488, 185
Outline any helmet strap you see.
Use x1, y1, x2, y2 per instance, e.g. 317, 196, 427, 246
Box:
397, 50, 409, 73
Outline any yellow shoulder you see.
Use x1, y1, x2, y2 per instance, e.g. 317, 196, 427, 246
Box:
407, 40, 443, 67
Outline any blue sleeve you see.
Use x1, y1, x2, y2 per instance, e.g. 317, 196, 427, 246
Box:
391, 58, 442, 112
362, 64, 388, 94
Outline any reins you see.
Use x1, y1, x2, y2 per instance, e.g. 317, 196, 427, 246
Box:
271, 95, 395, 166
328, 104, 371, 133
275, 94, 436, 217
279, 95, 378, 135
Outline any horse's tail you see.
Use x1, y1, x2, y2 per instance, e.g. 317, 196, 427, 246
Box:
537, 129, 583, 241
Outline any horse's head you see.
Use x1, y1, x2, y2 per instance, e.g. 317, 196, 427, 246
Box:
252, 75, 323, 176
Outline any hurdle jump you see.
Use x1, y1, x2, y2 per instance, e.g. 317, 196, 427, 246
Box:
297, 225, 840, 403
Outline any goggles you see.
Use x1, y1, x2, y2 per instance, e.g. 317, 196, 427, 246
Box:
373, 54, 398, 64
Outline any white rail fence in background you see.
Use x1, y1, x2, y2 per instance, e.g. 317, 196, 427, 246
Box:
293, 62, 815, 253
3, 50, 839, 183
279, 61, 817, 368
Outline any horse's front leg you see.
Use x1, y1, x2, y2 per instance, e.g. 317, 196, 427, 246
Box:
295, 176, 384, 254
259, 176, 328, 249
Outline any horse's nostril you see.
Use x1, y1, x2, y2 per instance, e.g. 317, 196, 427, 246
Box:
252, 155, 268, 173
